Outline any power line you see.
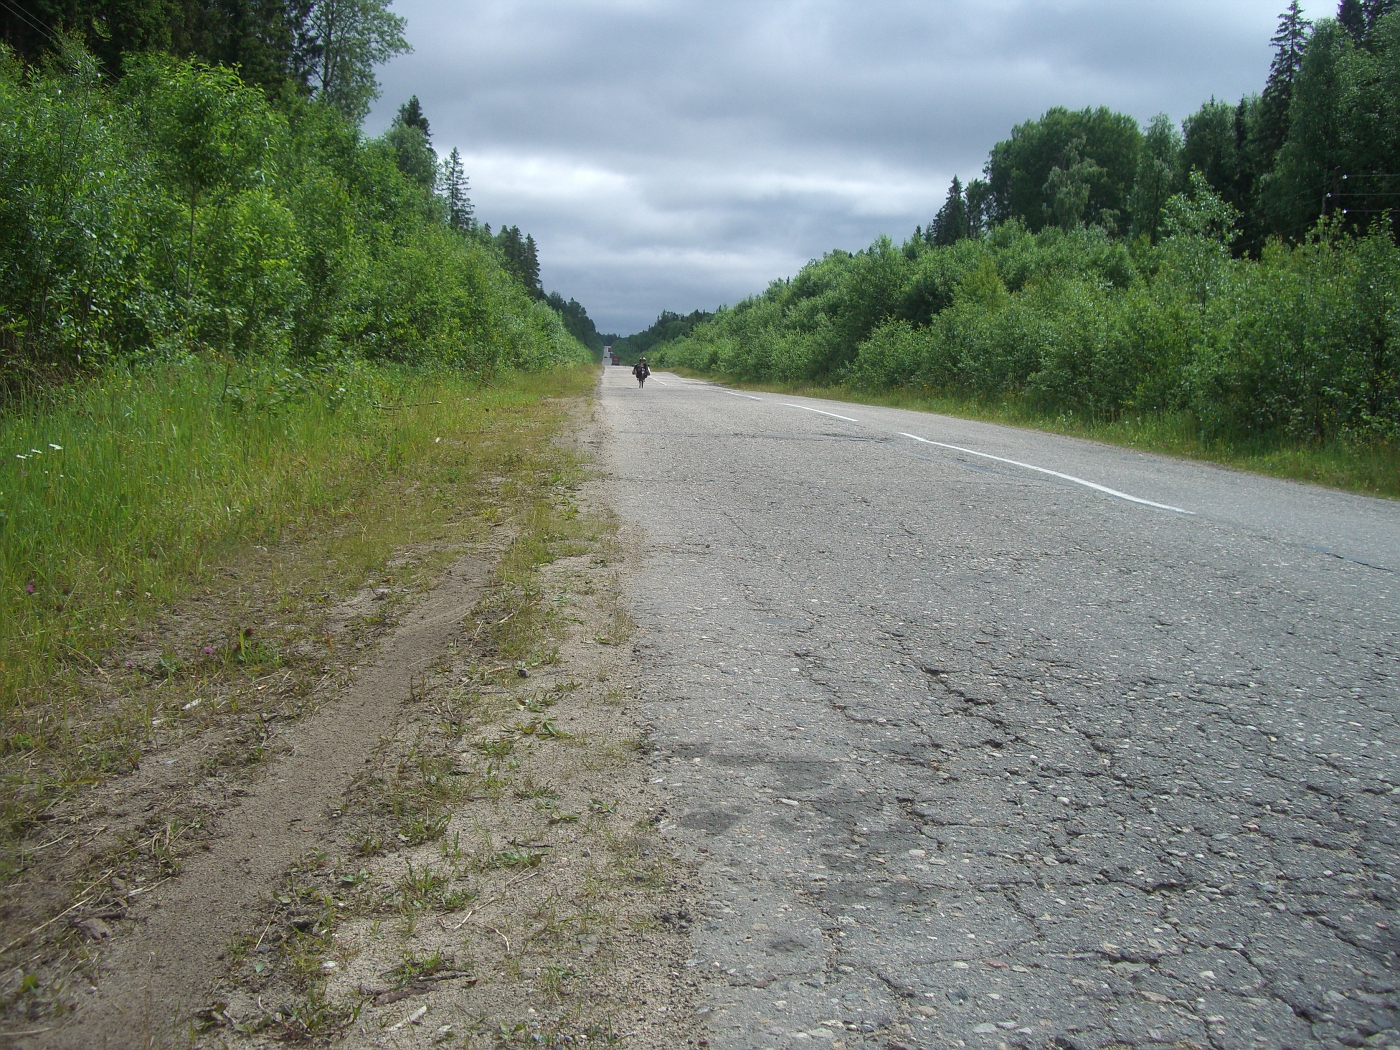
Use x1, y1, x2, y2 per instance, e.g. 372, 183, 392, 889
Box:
0, 0, 64, 53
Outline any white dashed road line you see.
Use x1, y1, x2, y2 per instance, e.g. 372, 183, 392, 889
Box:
900, 432, 1194, 514
727, 392, 764, 401
782, 403, 859, 423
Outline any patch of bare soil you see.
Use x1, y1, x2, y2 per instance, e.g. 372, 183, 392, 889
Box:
58, 551, 503, 1048
4, 395, 709, 1049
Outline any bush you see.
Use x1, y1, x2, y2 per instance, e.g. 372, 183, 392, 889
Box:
0, 47, 588, 388
655, 211, 1400, 445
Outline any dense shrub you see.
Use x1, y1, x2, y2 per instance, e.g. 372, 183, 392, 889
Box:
654, 207, 1400, 445
0, 48, 586, 388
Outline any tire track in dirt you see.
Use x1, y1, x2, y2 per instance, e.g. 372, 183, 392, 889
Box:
44, 549, 500, 1048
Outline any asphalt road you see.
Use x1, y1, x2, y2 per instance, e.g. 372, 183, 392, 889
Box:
601, 367, 1399, 1050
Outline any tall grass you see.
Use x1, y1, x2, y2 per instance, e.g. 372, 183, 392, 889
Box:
0, 358, 593, 717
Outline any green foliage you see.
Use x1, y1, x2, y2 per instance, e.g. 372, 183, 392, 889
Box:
985, 105, 1142, 233
299, 0, 410, 124
928, 176, 970, 245
0, 49, 587, 380
1, 0, 414, 109
128, 56, 282, 336
653, 216, 1400, 448
546, 293, 605, 355
439, 146, 473, 233
492, 226, 542, 298
610, 309, 713, 364
651, 4, 1399, 462
387, 94, 435, 190
1130, 114, 1183, 242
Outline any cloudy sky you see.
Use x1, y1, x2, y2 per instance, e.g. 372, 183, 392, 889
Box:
367, 0, 1286, 335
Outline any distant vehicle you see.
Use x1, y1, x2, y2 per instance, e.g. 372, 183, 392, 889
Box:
604, 344, 620, 365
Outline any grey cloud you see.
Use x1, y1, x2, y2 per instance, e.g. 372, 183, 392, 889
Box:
369, 0, 1282, 333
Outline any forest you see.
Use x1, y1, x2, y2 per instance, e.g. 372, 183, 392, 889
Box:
0, 1, 604, 726
653, 1, 1400, 471
608, 309, 713, 364
0, 0, 603, 384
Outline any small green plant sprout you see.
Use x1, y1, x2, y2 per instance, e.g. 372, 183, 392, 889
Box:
475, 735, 515, 759
393, 861, 446, 912
588, 798, 618, 815
488, 846, 544, 870
397, 812, 451, 846
442, 829, 464, 861
514, 719, 570, 739
386, 948, 454, 987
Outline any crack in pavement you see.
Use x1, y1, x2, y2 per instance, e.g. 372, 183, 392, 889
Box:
603, 371, 1400, 1050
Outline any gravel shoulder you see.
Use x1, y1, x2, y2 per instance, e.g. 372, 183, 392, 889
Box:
3, 381, 710, 1049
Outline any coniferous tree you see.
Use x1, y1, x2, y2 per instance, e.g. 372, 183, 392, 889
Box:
1340, 0, 1368, 42
1365, 0, 1397, 36
1264, 19, 1348, 236
545, 292, 604, 352
386, 95, 435, 189
524, 234, 540, 292
439, 147, 473, 232
176, 0, 307, 92
397, 94, 428, 136
1182, 99, 1243, 202
929, 176, 969, 245
1, 0, 312, 89
494, 226, 542, 297
1256, 1, 1313, 168
964, 178, 993, 237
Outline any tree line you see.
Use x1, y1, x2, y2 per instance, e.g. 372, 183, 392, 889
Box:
0, 44, 591, 389
608, 310, 712, 364
2, 0, 409, 124
0, 2, 611, 387
652, 3, 1399, 450
926, 0, 1399, 252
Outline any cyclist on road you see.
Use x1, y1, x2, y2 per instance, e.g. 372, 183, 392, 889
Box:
632, 357, 650, 389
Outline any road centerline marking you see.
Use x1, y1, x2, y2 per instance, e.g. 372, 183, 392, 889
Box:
782, 403, 859, 423
899, 433, 1194, 514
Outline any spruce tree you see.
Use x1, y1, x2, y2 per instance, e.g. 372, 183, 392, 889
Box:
1256, 2, 1313, 171
523, 234, 542, 295
930, 176, 969, 246
1364, 0, 1397, 35
494, 226, 543, 296
964, 178, 993, 236
397, 94, 429, 138
440, 147, 474, 232
1339, 0, 1368, 42
387, 95, 435, 189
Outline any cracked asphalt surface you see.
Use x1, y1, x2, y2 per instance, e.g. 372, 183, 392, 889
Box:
601, 368, 1400, 1050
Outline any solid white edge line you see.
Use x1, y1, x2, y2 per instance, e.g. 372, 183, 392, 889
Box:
899, 433, 1195, 515
726, 391, 764, 401
782, 403, 859, 423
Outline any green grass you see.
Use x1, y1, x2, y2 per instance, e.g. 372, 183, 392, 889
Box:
0, 358, 595, 694
666, 368, 1400, 500
0, 357, 599, 848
